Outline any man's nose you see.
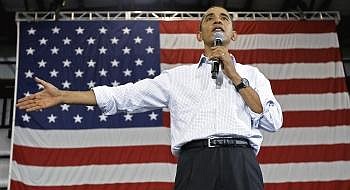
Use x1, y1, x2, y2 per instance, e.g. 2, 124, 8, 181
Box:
213, 16, 223, 24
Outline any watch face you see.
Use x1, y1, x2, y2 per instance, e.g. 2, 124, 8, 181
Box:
235, 78, 250, 91
242, 78, 249, 87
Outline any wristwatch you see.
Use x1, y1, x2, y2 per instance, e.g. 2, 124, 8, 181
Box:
234, 78, 249, 92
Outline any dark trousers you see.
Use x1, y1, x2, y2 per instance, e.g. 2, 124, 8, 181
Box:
174, 146, 264, 190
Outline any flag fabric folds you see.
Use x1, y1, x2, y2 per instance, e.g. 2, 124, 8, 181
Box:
11, 19, 350, 190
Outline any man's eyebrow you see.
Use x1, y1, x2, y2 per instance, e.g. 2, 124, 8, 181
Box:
203, 13, 214, 20
220, 13, 230, 19
203, 12, 230, 20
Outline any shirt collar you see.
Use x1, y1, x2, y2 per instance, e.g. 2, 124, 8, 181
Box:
197, 54, 237, 68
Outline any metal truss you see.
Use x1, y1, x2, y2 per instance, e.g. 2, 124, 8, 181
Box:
16, 11, 341, 23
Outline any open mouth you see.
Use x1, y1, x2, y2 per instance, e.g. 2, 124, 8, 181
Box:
212, 27, 224, 32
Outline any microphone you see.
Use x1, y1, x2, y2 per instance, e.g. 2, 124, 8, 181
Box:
211, 31, 224, 79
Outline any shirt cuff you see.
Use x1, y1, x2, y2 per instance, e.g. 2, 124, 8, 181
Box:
92, 85, 117, 115
249, 100, 275, 128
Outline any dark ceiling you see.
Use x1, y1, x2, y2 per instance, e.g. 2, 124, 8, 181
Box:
1, 0, 350, 57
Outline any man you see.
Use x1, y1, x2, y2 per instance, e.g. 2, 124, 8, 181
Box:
17, 6, 282, 190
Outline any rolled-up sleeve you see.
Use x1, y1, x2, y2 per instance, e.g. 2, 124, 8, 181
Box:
248, 68, 283, 132
92, 71, 171, 115
92, 85, 119, 115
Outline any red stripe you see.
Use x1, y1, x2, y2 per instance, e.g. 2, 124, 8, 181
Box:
162, 111, 170, 127
270, 78, 348, 95
258, 144, 350, 164
10, 179, 350, 190
160, 20, 336, 34
235, 20, 337, 34
11, 180, 174, 190
14, 143, 350, 166
161, 49, 202, 64
160, 48, 341, 64
13, 144, 177, 166
283, 109, 350, 128
162, 110, 350, 128
160, 20, 200, 34
162, 111, 170, 128
265, 180, 350, 190
234, 48, 341, 64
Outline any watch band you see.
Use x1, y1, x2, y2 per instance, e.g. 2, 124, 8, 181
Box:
235, 78, 249, 92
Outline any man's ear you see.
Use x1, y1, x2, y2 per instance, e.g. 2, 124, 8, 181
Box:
231, 30, 237, 41
196, 32, 203, 42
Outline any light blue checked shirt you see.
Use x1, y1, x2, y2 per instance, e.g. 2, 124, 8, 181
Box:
93, 55, 283, 156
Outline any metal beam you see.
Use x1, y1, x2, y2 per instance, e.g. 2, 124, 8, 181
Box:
16, 11, 341, 23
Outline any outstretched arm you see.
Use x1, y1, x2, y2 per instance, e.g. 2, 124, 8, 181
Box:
16, 77, 97, 112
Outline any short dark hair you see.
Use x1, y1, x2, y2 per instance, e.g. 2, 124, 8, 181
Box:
199, 6, 234, 31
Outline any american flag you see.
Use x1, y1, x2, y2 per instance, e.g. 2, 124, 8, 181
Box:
12, 19, 350, 190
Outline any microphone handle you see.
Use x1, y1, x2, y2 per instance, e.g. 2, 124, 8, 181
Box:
214, 39, 222, 46
211, 38, 223, 79
211, 59, 220, 79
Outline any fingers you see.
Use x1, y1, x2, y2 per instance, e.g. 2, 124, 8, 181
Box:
19, 103, 42, 112
35, 77, 50, 88
17, 91, 43, 103
16, 93, 42, 108
16, 77, 51, 112
209, 47, 229, 60
17, 94, 35, 103
26, 105, 43, 112
17, 98, 37, 108
17, 98, 45, 112
16, 99, 32, 108
18, 101, 37, 110
17, 78, 47, 104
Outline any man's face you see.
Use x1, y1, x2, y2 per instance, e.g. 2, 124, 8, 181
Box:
199, 7, 234, 46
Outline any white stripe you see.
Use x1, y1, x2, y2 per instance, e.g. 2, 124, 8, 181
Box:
161, 62, 345, 80
253, 62, 345, 80
14, 127, 171, 148
11, 161, 176, 186
262, 161, 350, 183
14, 125, 350, 148
10, 160, 350, 185
276, 92, 350, 111
262, 125, 350, 146
160, 33, 339, 49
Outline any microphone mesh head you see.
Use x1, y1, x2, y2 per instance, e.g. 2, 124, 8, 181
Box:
214, 31, 224, 41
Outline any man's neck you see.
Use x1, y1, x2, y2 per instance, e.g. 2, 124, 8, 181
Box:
203, 42, 230, 57
203, 45, 213, 57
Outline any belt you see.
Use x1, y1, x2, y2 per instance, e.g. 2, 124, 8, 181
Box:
181, 136, 251, 151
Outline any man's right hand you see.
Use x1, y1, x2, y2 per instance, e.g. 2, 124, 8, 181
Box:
16, 77, 63, 112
